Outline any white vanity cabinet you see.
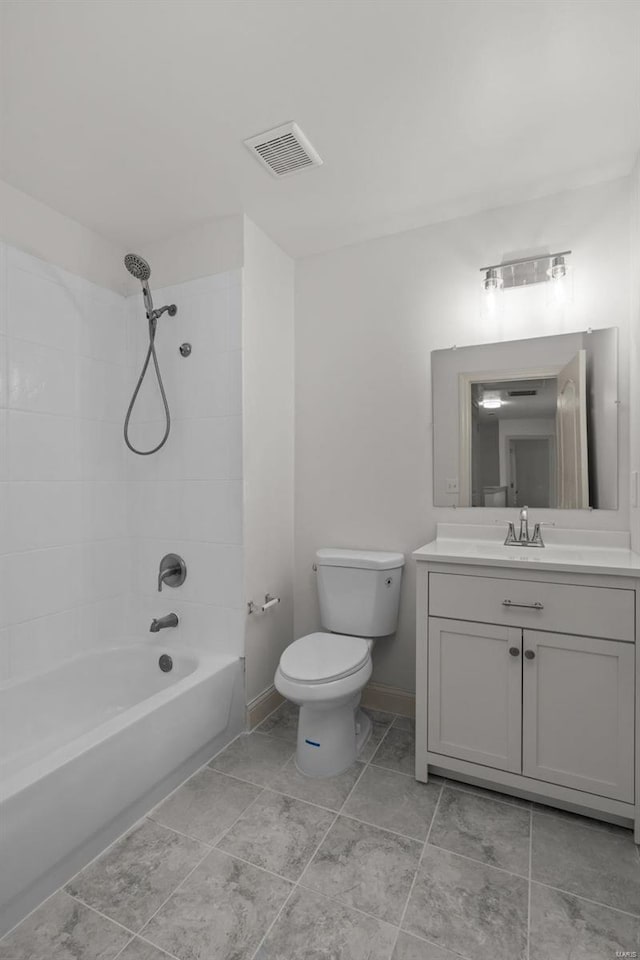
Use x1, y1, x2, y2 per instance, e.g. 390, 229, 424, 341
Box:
521, 629, 634, 800
427, 618, 523, 774
414, 532, 640, 841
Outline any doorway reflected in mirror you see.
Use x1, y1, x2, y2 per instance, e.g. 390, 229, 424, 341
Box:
432, 329, 618, 510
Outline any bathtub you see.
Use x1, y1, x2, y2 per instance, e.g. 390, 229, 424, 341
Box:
0, 642, 244, 936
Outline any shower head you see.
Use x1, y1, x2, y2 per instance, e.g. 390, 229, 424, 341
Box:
124, 253, 154, 319
124, 253, 177, 326
124, 253, 151, 282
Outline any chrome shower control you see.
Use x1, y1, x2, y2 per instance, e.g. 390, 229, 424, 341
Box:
158, 554, 187, 592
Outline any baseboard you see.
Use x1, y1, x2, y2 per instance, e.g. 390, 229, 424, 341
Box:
246, 685, 284, 729
247, 681, 414, 727
362, 681, 415, 718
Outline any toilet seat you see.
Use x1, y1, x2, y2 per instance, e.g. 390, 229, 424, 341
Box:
279, 632, 370, 684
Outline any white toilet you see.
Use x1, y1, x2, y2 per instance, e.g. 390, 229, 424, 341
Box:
275, 548, 405, 778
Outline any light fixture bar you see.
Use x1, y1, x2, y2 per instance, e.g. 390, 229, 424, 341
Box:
479, 250, 571, 290
479, 250, 571, 274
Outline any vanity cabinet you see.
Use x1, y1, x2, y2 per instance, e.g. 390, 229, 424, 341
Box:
415, 546, 640, 840
521, 630, 634, 801
428, 616, 634, 801
428, 618, 522, 773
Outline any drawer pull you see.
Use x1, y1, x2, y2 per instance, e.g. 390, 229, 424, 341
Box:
508, 646, 520, 657
524, 649, 536, 660
502, 599, 544, 610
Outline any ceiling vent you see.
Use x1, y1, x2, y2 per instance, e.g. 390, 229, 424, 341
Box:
244, 122, 323, 178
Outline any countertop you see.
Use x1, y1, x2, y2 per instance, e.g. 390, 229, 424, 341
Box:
413, 524, 640, 578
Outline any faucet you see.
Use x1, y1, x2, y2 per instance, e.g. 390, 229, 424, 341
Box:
518, 505, 530, 543
504, 506, 545, 548
150, 613, 179, 632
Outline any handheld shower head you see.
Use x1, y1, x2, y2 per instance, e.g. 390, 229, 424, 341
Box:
124, 253, 154, 319
124, 253, 151, 282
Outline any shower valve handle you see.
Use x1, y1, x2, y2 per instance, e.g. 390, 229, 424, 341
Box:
158, 554, 187, 592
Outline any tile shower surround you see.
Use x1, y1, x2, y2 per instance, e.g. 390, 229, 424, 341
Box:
0, 243, 244, 682
2, 706, 639, 960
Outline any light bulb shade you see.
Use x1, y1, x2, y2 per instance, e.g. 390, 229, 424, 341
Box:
546, 260, 573, 308
482, 267, 504, 291
547, 255, 567, 280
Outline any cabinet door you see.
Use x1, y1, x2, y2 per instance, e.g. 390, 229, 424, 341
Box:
522, 630, 635, 802
428, 618, 522, 772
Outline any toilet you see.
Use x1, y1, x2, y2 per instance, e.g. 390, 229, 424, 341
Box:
275, 548, 405, 778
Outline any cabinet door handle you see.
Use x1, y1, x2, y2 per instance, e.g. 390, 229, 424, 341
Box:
508, 646, 520, 657
524, 649, 536, 660
502, 599, 544, 610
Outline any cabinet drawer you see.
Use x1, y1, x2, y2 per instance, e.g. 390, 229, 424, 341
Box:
428, 572, 635, 642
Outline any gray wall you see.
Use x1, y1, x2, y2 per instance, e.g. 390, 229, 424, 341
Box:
294, 177, 633, 693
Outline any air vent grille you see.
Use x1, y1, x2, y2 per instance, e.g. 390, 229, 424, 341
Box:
245, 122, 323, 178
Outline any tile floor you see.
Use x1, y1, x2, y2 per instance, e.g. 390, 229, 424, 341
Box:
2, 702, 639, 960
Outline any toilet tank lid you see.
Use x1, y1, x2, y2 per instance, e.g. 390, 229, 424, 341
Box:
316, 548, 405, 570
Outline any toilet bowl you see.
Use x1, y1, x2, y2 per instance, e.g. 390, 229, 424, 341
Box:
274, 548, 404, 778
275, 632, 373, 777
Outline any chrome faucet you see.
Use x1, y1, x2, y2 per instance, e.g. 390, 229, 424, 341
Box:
518, 505, 530, 543
150, 613, 179, 632
504, 506, 545, 548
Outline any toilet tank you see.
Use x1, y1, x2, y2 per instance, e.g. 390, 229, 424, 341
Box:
316, 548, 405, 637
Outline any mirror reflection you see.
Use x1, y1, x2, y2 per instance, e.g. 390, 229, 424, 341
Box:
472, 375, 559, 508
432, 328, 618, 510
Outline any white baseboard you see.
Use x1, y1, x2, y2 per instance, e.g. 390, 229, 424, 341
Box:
247, 681, 414, 728
362, 681, 415, 718
246, 685, 284, 729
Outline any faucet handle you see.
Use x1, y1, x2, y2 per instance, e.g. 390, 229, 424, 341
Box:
503, 521, 518, 545
530, 520, 555, 547
529, 523, 542, 546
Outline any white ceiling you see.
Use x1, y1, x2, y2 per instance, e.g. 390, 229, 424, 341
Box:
475, 378, 557, 421
1, 0, 638, 258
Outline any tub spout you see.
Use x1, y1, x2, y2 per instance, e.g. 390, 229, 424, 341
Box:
150, 613, 179, 633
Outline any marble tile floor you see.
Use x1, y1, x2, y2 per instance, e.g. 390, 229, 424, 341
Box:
2, 703, 639, 960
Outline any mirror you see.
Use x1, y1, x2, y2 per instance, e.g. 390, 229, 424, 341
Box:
432, 328, 618, 509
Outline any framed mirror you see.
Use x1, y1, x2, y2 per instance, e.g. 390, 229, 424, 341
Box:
432, 328, 618, 510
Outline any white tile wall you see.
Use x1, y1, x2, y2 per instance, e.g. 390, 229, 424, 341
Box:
0, 246, 245, 680
0, 243, 131, 680
124, 270, 245, 656
127, 480, 243, 543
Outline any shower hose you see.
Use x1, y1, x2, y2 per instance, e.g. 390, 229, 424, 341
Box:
124, 318, 171, 456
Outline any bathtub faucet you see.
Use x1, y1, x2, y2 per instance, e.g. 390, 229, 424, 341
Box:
149, 613, 179, 633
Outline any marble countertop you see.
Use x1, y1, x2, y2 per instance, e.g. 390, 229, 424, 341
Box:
413, 524, 640, 578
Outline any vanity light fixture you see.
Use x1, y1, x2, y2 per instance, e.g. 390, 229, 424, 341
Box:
480, 250, 572, 291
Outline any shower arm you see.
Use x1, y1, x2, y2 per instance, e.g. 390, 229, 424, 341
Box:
149, 303, 177, 322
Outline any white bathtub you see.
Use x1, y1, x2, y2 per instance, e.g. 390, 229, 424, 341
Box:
0, 642, 244, 936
